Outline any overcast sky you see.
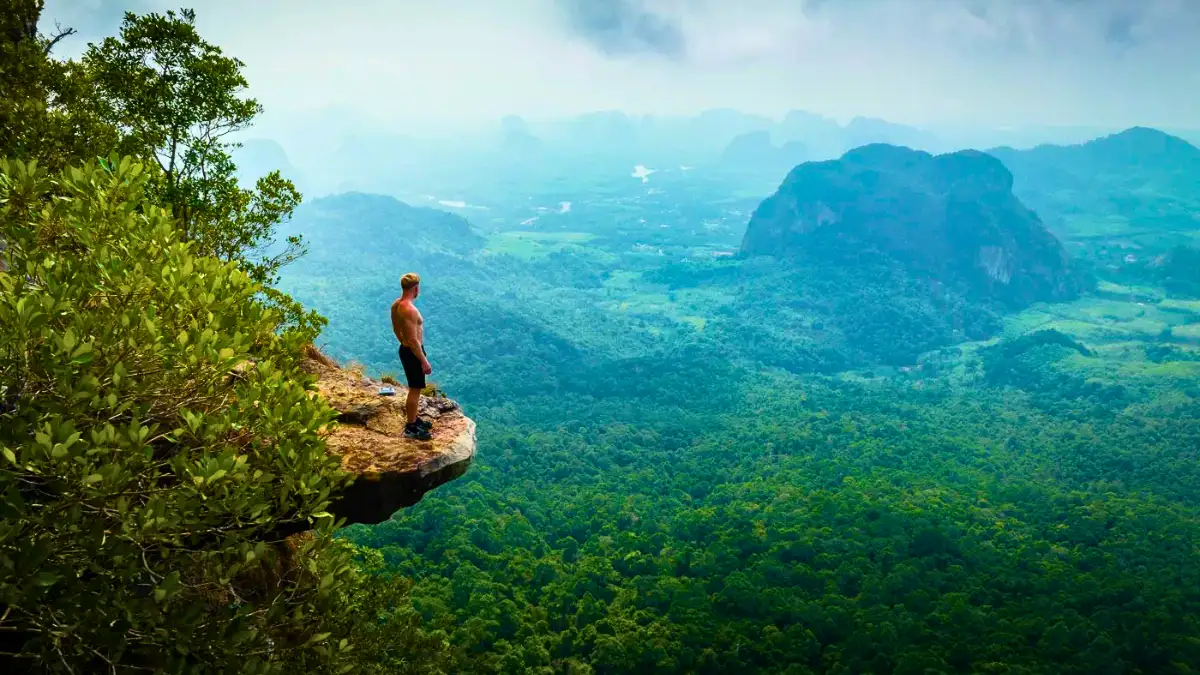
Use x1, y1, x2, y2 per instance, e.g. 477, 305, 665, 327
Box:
41, 0, 1200, 134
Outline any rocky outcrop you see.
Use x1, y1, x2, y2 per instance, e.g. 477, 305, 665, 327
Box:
741, 144, 1084, 307
302, 349, 476, 526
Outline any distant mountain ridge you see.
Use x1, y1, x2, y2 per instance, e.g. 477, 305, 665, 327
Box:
991, 126, 1200, 167
986, 126, 1200, 242
989, 126, 1200, 190
232, 138, 307, 192
254, 105, 1200, 200
720, 131, 808, 170
278, 192, 483, 265
741, 143, 1085, 307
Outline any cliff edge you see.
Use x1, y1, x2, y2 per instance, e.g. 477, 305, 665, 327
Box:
302, 348, 476, 525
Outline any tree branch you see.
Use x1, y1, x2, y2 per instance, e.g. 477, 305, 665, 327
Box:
42, 23, 77, 56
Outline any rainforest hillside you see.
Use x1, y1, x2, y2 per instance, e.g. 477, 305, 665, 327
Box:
272, 123, 1200, 673
8, 1, 1200, 672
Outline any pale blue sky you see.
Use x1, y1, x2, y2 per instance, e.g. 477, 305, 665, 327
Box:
42, 0, 1200, 133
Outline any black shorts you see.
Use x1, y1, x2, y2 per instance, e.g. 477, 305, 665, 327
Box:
398, 344, 427, 390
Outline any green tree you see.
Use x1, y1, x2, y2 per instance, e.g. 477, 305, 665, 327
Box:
0, 0, 116, 171
0, 156, 356, 672
2, 5, 451, 673
325, 543, 456, 674
83, 8, 303, 284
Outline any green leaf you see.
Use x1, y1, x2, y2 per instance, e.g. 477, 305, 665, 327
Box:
84, 474, 103, 484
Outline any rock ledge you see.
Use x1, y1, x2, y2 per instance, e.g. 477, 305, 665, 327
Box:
302, 348, 475, 525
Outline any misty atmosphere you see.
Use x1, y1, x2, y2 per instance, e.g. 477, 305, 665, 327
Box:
3, 0, 1200, 672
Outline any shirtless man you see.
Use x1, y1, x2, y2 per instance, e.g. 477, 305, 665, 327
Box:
390, 272, 434, 440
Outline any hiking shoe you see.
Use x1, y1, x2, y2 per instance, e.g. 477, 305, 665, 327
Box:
413, 417, 433, 430
403, 423, 432, 441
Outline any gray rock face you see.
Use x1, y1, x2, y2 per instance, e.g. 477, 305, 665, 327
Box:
740, 144, 1085, 307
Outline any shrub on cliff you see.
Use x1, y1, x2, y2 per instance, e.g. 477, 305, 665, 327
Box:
0, 156, 433, 672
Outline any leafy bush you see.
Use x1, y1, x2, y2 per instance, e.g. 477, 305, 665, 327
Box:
0, 156, 375, 672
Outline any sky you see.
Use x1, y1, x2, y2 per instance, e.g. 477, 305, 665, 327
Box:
40, 0, 1200, 134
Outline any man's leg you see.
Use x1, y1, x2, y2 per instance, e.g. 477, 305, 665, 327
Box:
406, 387, 420, 425
399, 345, 431, 438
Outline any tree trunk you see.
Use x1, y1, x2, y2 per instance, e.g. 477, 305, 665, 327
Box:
2, 0, 43, 44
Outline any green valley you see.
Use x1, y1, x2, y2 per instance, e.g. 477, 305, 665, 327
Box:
269, 132, 1200, 674
5, 2, 1200, 673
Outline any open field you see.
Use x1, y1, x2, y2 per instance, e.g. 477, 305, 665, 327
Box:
481, 230, 597, 259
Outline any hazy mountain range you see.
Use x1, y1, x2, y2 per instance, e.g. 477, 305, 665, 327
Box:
234, 108, 1198, 199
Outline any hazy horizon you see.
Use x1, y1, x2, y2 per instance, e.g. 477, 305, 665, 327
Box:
41, 0, 1200, 138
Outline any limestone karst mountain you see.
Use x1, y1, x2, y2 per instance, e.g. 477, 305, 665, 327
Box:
741, 143, 1085, 307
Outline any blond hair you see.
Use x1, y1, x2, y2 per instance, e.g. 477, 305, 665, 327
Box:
400, 272, 421, 291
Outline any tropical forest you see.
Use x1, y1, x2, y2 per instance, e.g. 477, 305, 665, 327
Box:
2, 1, 1200, 674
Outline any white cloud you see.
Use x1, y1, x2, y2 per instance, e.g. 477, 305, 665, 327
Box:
40, 0, 1200, 132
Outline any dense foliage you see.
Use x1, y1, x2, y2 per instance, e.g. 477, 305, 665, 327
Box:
0, 1, 116, 171
0, 156, 356, 670
6, 2, 1200, 673
0, 5, 451, 672
656, 256, 1004, 370
1158, 245, 1200, 298
83, 8, 304, 284
275, 176, 1200, 673
333, 314, 1200, 674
